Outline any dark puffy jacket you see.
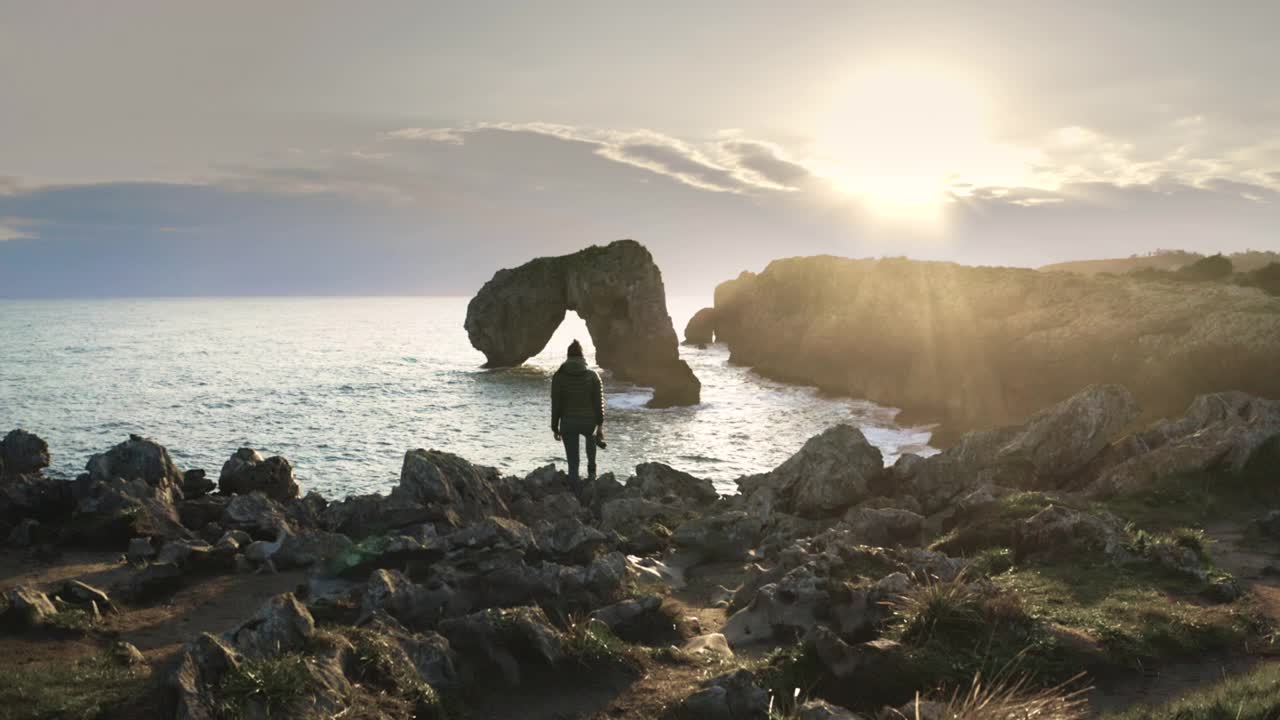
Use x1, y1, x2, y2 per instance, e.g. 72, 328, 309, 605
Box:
551, 357, 604, 430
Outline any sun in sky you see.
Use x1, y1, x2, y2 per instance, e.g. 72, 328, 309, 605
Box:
813, 64, 1035, 227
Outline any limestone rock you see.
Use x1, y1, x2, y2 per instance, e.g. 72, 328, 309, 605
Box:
1014, 505, 1132, 564
85, 433, 184, 490
682, 669, 769, 720
218, 448, 299, 500
181, 469, 215, 499
2, 585, 57, 627
897, 385, 1140, 512
533, 517, 608, 564
221, 492, 289, 538
672, 511, 762, 561
320, 493, 434, 537
739, 425, 884, 518
392, 449, 509, 525
684, 307, 718, 344
464, 239, 700, 407
118, 562, 184, 602
841, 507, 924, 547
225, 593, 315, 659
630, 462, 719, 506
683, 632, 734, 659
1, 429, 50, 476
171, 633, 241, 720
0, 472, 74, 525
274, 528, 354, 569
439, 605, 565, 686
1089, 392, 1280, 497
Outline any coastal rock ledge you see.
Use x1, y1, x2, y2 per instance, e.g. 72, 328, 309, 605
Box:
465, 239, 700, 407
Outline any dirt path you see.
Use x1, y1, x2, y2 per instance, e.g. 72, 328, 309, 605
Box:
0, 550, 308, 672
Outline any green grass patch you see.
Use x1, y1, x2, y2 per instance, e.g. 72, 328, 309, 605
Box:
562, 617, 645, 674
995, 562, 1263, 669
886, 574, 1085, 688
341, 627, 448, 719
1101, 661, 1280, 720
1098, 468, 1280, 532
216, 653, 317, 719
0, 652, 148, 719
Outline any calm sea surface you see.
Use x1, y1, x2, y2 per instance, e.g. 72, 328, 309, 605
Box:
0, 297, 935, 497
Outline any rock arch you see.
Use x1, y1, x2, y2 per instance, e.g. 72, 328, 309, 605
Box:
464, 240, 701, 407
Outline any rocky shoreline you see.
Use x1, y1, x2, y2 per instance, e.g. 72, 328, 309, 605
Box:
1, 384, 1279, 718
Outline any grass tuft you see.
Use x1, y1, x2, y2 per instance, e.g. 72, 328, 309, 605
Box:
890, 669, 1090, 720
216, 653, 316, 719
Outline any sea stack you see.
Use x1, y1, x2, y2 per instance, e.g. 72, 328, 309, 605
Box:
464, 239, 701, 407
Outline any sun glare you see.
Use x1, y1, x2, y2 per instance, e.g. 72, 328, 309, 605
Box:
814, 65, 1029, 227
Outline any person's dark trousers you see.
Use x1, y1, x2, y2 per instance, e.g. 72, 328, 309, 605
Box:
560, 416, 597, 494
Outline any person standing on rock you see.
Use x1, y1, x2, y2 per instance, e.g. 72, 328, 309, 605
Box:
552, 339, 605, 493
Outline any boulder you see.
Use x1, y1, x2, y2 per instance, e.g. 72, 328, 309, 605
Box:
1089, 392, 1280, 496
85, 434, 184, 490
897, 385, 1140, 512
218, 448, 299, 500
672, 511, 762, 561
464, 239, 700, 407
54, 580, 115, 614
321, 493, 434, 538
171, 633, 241, 720
181, 469, 215, 499
723, 561, 878, 646
2, 585, 57, 627
1, 429, 50, 476
684, 307, 717, 345
682, 633, 734, 659
438, 606, 565, 686
118, 562, 184, 602
362, 569, 453, 627
391, 449, 509, 526
221, 492, 289, 539
273, 528, 354, 569
112, 640, 147, 666
681, 669, 769, 720
1013, 505, 1133, 564
739, 425, 884, 518
225, 593, 315, 659
840, 507, 924, 547
630, 462, 719, 506
533, 518, 609, 564
0, 473, 74, 525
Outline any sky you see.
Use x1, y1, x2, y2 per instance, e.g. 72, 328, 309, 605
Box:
1, 0, 1278, 297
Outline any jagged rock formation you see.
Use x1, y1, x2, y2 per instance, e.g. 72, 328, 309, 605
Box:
711, 256, 1280, 440
465, 240, 700, 407
684, 307, 717, 344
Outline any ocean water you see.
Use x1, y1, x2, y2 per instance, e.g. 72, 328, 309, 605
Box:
0, 297, 935, 497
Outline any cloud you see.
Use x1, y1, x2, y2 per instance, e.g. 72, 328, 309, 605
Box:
718, 140, 811, 189
382, 122, 802, 195
4, 119, 1280, 298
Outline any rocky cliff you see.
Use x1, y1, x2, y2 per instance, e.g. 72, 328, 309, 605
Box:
711, 256, 1280, 440
465, 240, 700, 407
